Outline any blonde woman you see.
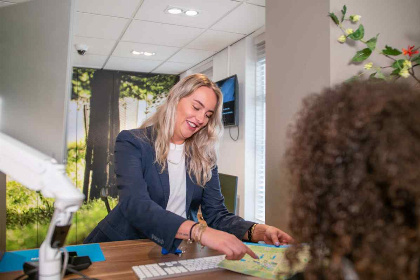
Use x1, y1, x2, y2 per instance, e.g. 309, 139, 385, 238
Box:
85, 74, 292, 260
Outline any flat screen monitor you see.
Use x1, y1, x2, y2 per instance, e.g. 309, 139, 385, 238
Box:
215, 75, 239, 127
0, 0, 74, 259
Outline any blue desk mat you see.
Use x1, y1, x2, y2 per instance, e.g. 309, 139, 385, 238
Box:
0, 243, 105, 273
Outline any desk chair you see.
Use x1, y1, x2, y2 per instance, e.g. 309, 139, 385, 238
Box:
197, 173, 238, 224
218, 173, 238, 215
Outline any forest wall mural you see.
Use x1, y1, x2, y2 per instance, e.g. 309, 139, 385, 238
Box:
6, 68, 178, 250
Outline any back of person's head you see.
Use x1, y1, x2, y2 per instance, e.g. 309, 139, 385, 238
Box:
287, 81, 420, 280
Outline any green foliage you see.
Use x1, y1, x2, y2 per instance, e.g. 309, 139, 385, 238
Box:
351, 48, 372, 62
381, 45, 402, 56
328, 12, 339, 25
392, 59, 406, 69
370, 71, 386, 80
366, 35, 378, 50
411, 55, 420, 64
6, 181, 54, 229
348, 24, 364, 41
66, 198, 118, 245
120, 74, 178, 113
340, 5, 347, 22
66, 141, 86, 190
72, 68, 96, 103
391, 68, 401, 76
6, 181, 117, 250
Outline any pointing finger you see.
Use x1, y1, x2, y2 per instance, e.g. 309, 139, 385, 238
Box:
246, 247, 259, 259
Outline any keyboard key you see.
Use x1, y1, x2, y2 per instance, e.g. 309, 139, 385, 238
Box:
139, 266, 153, 278
164, 267, 174, 274
132, 266, 146, 279
132, 255, 225, 279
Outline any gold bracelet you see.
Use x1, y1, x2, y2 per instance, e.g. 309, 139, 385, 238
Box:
193, 223, 201, 241
196, 224, 207, 248
248, 223, 258, 242
187, 223, 199, 244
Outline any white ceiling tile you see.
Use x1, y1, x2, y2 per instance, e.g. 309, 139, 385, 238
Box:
169, 48, 215, 64
135, 0, 239, 29
211, 3, 264, 35
113, 41, 179, 60
73, 36, 116, 56
186, 30, 244, 52
75, 12, 129, 40
104, 56, 162, 73
247, 0, 265, 7
72, 54, 108, 69
75, 0, 142, 18
152, 61, 193, 75
0, 2, 15, 8
2, 0, 30, 3
122, 20, 204, 47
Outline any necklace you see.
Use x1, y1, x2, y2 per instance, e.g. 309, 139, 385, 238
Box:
167, 153, 185, 165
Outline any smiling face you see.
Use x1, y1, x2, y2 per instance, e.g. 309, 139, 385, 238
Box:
172, 86, 218, 144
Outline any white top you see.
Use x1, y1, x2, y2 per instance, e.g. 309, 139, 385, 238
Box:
166, 142, 186, 218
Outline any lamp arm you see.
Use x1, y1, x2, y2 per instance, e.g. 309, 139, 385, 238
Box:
0, 132, 84, 279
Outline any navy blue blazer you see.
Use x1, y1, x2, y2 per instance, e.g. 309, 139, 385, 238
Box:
86, 127, 253, 253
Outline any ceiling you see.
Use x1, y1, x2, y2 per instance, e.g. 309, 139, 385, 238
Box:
0, 0, 265, 75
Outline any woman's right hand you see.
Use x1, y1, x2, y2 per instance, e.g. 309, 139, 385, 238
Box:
200, 227, 258, 260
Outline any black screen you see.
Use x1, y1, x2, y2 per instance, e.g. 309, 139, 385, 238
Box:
216, 75, 238, 127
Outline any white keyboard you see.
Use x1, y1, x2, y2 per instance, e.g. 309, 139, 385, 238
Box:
132, 255, 225, 279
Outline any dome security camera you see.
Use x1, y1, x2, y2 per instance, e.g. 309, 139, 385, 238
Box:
75, 44, 88, 55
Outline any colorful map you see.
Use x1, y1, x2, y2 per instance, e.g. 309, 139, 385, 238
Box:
218, 243, 310, 279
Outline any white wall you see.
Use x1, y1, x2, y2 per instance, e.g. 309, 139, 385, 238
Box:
182, 35, 258, 220
265, 0, 331, 231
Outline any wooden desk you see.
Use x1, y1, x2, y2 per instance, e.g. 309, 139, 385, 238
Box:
1, 240, 260, 279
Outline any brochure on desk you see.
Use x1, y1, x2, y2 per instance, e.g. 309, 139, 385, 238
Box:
0, 243, 105, 273
218, 243, 309, 279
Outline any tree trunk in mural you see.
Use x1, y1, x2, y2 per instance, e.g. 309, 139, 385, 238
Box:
107, 73, 120, 198
83, 70, 120, 201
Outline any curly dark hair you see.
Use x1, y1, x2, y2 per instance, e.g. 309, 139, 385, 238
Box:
286, 81, 420, 280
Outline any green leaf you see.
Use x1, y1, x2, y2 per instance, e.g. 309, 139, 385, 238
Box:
376, 71, 386, 80
351, 48, 372, 62
369, 71, 386, 80
391, 59, 406, 69
391, 68, 400, 76
411, 55, 420, 64
382, 45, 402, 56
345, 76, 359, 83
365, 34, 378, 50
341, 5, 347, 22
328, 12, 339, 25
348, 24, 364, 40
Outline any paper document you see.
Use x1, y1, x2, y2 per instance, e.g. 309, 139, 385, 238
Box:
218, 243, 309, 279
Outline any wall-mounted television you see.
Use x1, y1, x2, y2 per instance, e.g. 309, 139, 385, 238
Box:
215, 75, 239, 127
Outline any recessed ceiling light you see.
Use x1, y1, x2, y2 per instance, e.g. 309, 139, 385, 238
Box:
131, 50, 143, 55
143, 52, 156, 56
167, 7, 183, 14
185, 10, 199, 16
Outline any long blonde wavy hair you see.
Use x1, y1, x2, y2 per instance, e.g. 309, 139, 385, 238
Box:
141, 74, 223, 186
